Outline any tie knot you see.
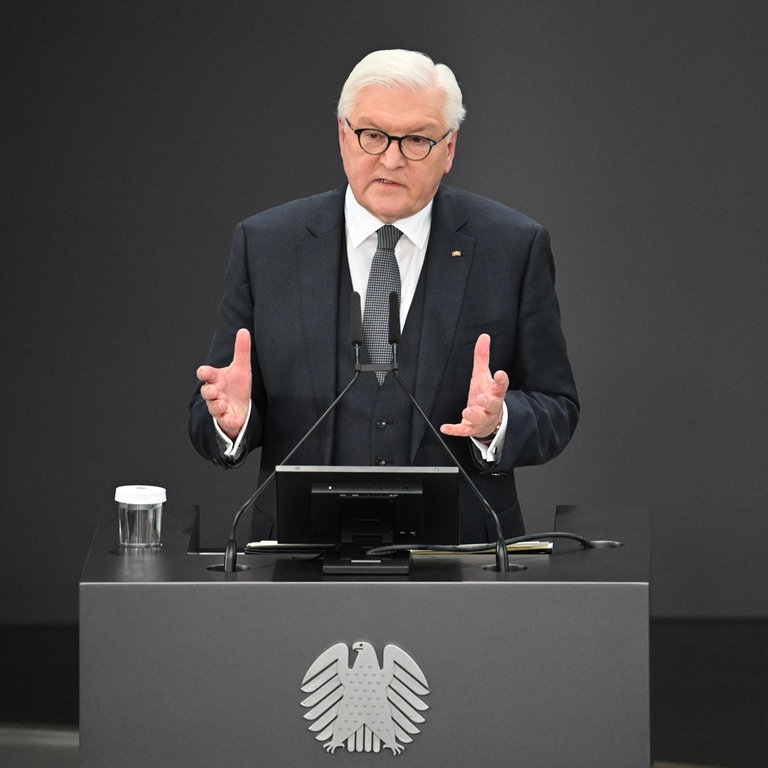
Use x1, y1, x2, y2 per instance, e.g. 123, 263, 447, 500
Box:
377, 225, 402, 251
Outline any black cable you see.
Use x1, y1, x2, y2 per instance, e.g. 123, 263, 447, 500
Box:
366, 531, 623, 557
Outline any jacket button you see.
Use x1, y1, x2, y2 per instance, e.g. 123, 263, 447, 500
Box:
376, 418, 388, 429
375, 457, 387, 466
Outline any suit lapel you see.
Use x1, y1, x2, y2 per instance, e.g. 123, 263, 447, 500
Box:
411, 187, 474, 460
296, 190, 346, 463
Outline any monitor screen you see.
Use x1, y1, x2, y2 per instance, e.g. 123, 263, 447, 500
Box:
275, 465, 459, 573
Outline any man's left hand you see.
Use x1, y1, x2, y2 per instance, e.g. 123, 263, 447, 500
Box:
440, 334, 508, 440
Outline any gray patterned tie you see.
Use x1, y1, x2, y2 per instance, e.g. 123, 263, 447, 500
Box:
363, 225, 403, 385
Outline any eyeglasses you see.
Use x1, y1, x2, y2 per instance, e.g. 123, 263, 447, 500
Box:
345, 119, 451, 161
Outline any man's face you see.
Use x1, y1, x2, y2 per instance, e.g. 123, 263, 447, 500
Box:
338, 84, 457, 223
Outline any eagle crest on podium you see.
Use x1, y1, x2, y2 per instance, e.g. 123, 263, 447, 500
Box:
300, 641, 430, 755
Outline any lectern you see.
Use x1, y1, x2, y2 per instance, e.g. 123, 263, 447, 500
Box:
80, 504, 649, 766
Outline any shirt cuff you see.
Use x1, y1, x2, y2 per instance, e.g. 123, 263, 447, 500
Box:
470, 402, 508, 464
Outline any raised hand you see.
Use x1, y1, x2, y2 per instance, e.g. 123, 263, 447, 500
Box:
440, 334, 508, 441
195, 328, 252, 440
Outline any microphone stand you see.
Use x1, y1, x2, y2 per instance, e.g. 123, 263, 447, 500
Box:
389, 345, 510, 574
386, 291, 510, 573
221, 368, 361, 571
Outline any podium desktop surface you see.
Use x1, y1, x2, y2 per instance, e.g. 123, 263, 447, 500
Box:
80, 504, 650, 767
80, 502, 649, 584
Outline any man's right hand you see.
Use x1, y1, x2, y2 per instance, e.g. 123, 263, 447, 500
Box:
196, 328, 252, 441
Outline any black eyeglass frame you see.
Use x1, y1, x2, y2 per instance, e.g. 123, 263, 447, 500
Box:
345, 119, 452, 161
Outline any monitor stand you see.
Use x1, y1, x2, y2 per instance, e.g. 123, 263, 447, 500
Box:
321, 546, 411, 575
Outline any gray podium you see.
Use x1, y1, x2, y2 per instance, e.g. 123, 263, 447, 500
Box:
80, 504, 650, 767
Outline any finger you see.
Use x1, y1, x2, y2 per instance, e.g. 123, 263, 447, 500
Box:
471, 333, 491, 378
231, 328, 252, 370
440, 422, 471, 437
490, 368, 510, 396
199, 387, 223, 414
199, 383, 221, 402
196, 365, 220, 384
461, 405, 495, 430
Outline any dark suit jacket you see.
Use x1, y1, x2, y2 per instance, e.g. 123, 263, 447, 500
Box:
189, 184, 579, 542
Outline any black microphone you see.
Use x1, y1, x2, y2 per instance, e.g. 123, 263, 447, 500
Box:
388, 290, 401, 345
383, 291, 511, 573
388, 290, 401, 375
350, 290, 363, 347
214, 292, 365, 572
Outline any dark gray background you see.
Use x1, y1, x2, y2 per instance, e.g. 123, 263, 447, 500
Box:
2, 0, 766, 623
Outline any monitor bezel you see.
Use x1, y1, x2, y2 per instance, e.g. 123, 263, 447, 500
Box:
275, 465, 460, 548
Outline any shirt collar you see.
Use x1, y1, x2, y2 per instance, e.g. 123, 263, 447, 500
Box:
344, 185, 433, 250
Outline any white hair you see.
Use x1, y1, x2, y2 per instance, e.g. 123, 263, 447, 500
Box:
337, 49, 466, 131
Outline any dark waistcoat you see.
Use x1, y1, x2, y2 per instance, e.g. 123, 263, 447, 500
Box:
332, 258, 427, 467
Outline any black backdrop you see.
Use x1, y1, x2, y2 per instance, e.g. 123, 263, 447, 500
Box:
2, 1, 766, 624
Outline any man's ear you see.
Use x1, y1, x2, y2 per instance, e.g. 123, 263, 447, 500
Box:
444, 130, 458, 174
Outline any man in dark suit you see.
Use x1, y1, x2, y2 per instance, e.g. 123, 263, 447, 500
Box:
189, 49, 578, 543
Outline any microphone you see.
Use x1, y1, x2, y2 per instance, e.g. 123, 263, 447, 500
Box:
350, 290, 363, 347
385, 291, 511, 573
214, 292, 366, 572
388, 290, 401, 346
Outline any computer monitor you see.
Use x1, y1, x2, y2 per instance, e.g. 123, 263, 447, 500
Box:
275, 465, 459, 574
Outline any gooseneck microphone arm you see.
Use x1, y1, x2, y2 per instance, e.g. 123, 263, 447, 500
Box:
387, 291, 511, 573
222, 292, 365, 571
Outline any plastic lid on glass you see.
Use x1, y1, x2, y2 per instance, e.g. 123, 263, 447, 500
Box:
115, 485, 167, 504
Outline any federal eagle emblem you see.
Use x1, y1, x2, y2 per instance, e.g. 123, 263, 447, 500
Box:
300, 641, 430, 755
